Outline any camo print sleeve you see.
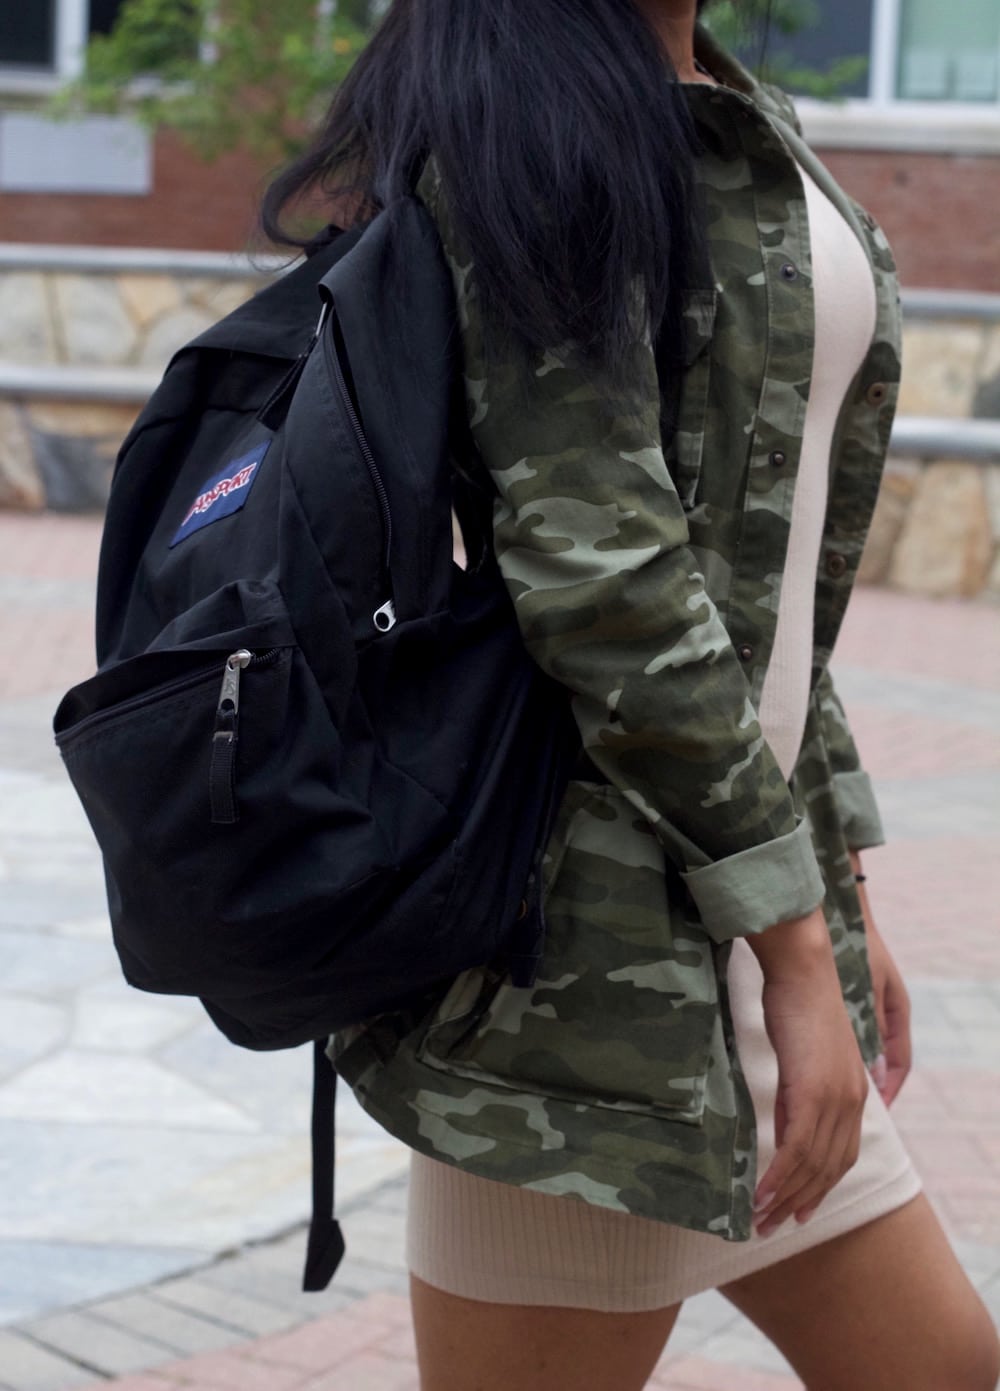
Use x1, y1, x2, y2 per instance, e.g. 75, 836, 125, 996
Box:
418, 162, 825, 943
814, 668, 886, 851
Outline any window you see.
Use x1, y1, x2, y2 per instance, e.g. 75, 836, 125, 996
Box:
738, 0, 1000, 107
0, 0, 126, 77
88, 0, 126, 38
898, 0, 1000, 101
766, 0, 875, 100
0, 3, 58, 70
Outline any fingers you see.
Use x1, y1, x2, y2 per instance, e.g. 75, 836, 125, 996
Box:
881, 1019, 912, 1108
792, 1108, 863, 1229
753, 1104, 817, 1228
879, 976, 912, 1107
870, 1053, 888, 1094
784, 1123, 856, 1224
874, 988, 888, 1045
754, 1080, 865, 1236
756, 1109, 834, 1236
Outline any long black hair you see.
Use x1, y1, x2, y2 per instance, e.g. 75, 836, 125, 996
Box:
261, 0, 718, 385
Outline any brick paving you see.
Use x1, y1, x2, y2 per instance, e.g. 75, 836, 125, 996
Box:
0, 511, 997, 1390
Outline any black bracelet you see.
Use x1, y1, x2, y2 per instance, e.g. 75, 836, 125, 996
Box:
855, 872, 868, 884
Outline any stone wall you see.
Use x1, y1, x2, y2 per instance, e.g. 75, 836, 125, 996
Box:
1, 252, 999, 599
3, 258, 1000, 411
2, 263, 268, 372
899, 320, 1000, 420
860, 457, 999, 600
0, 399, 139, 512
0, 252, 274, 511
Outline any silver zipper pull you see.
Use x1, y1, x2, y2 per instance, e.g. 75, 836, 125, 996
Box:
373, 600, 397, 633
218, 649, 253, 715
311, 299, 330, 348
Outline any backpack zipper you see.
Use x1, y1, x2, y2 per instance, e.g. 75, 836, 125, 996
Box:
321, 310, 397, 633
211, 647, 282, 825
58, 664, 219, 745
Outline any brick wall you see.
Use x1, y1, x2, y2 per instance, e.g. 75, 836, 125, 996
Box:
0, 131, 270, 254
818, 148, 1000, 294
0, 131, 997, 291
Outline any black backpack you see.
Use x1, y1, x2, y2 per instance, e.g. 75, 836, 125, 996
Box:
53, 199, 575, 1290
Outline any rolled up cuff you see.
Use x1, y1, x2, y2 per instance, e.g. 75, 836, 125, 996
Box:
832, 769, 886, 851
680, 818, 825, 944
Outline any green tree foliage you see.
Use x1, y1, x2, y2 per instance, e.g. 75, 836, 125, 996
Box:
55, 0, 370, 162
703, 0, 868, 99
59, 0, 864, 165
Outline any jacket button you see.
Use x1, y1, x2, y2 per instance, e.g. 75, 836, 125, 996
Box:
826, 552, 848, 578
779, 262, 799, 281
866, 381, 887, 406
769, 450, 786, 468
738, 644, 754, 662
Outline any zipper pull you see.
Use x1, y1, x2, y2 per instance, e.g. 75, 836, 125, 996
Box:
373, 600, 397, 633
210, 650, 252, 826
217, 649, 252, 716
310, 299, 331, 351
257, 304, 331, 431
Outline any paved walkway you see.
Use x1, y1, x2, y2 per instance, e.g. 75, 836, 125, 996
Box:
0, 512, 998, 1390
0, 515, 409, 1325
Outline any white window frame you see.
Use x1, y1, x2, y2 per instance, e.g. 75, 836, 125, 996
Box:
796, 0, 1000, 153
872, 0, 1000, 105
3, 0, 245, 94
0, 0, 89, 92
870, 0, 903, 104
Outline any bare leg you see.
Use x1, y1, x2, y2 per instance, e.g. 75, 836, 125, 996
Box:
410, 1274, 681, 1391
720, 1194, 999, 1391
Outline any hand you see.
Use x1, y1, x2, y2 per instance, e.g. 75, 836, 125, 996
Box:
747, 907, 869, 1235
853, 855, 912, 1107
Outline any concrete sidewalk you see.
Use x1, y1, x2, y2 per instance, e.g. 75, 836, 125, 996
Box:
0, 514, 409, 1325
0, 512, 998, 1390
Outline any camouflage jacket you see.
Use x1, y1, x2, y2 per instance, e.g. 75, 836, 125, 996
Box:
331, 28, 901, 1243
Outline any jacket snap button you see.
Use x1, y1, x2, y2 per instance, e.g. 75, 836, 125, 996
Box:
866, 381, 887, 406
738, 644, 754, 662
769, 450, 786, 468
826, 552, 848, 578
779, 262, 798, 281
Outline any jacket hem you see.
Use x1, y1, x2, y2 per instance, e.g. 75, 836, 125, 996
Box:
340, 1060, 751, 1243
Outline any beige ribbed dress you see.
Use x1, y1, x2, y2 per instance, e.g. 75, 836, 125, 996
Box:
406, 161, 921, 1312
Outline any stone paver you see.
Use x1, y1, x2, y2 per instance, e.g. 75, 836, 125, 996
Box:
0, 1330, 96, 1391
0, 509, 997, 1389
145, 1277, 302, 1338
16, 1314, 172, 1380
0, 512, 409, 1331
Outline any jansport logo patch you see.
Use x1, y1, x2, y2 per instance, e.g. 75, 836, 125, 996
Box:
169, 441, 271, 547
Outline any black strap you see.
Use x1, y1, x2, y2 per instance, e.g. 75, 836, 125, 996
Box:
302, 1039, 346, 1291
208, 720, 238, 825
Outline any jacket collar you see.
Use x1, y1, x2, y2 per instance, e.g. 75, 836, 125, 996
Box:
691, 24, 871, 257
693, 22, 763, 98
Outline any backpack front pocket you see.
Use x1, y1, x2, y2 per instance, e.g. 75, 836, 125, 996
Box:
53, 582, 387, 1002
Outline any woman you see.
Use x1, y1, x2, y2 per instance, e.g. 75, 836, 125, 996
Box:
264, 2, 999, 1387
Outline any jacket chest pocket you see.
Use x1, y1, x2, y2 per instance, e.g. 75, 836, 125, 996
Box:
416, 782, 719, 1125
662, 287, 717, 511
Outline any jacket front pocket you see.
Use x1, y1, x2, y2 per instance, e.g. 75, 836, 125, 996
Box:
417, 782, 718, 1124
663, 287, 717, 511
